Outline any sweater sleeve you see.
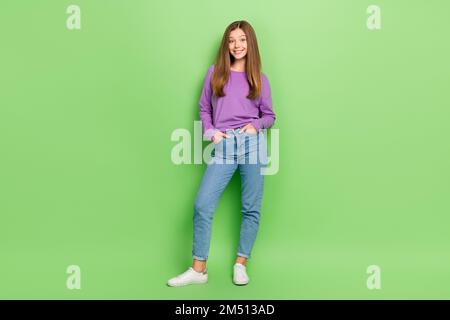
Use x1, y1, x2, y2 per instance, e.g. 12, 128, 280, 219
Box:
251, 73, 276, 131
199, 65, 219, 141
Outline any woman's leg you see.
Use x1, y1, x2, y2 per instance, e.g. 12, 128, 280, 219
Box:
237, 162, 264, 261
236, 132, 266, 261
192, 158, 238, 266
235, 256, 247, 266
192, 259, 207, 273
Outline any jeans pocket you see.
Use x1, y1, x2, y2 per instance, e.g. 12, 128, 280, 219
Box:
212, 137, 224, 158
213, 137, 225, 145
244, 130, 258, 137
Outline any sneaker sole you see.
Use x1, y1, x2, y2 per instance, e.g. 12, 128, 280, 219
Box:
167, 279, 208, 287
233, 279, 249, 286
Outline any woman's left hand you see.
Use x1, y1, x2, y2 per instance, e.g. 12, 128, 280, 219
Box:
239, 123, 258, 134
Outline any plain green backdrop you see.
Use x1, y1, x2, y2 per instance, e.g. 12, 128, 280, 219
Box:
0, 0, 449, 299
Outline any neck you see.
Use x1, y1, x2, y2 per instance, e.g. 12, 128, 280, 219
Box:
231, 59, 246, 72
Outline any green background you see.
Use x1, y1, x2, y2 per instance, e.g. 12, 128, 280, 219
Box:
1, 0, 449, 299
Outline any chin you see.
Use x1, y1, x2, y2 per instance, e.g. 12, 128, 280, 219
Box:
233, 53, 247, 59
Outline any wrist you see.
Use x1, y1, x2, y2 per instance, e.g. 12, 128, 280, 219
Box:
251, 120, 262, 131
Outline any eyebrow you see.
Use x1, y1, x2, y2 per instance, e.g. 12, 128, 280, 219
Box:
229, 36, 246, 39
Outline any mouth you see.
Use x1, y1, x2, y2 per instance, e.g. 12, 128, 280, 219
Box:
234, 50, 245, 54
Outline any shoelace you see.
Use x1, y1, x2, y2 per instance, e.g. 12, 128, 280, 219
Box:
176, 268, 196, 279
234, 266, 247, 275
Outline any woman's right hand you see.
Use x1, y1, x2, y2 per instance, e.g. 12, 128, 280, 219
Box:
213, 131, 230, 144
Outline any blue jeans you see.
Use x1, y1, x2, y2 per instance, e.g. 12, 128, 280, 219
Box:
192, 127, 268, 261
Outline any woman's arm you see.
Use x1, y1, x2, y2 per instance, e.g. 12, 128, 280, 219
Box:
251, 73, 276, 131
199, 65, 219, 141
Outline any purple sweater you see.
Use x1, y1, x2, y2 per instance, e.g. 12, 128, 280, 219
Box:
199, 64, 276, 141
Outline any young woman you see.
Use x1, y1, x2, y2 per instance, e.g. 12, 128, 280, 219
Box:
168, 20, 276, 287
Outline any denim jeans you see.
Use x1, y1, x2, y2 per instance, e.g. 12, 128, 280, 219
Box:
192, 127, 268, 261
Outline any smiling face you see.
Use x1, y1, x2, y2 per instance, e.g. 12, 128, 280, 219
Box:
228, 28, 247, 60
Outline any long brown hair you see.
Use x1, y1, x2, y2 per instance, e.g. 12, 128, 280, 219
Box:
211, 20, 262, 100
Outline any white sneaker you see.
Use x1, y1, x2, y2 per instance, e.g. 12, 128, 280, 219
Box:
233, 263, 249, 285
167, 267, 208, 287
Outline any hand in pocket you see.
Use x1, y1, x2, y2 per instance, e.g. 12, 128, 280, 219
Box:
239, 123, 258, 135
213, 131, 230, 144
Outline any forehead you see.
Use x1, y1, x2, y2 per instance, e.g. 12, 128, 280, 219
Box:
229, 28, 246, 38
